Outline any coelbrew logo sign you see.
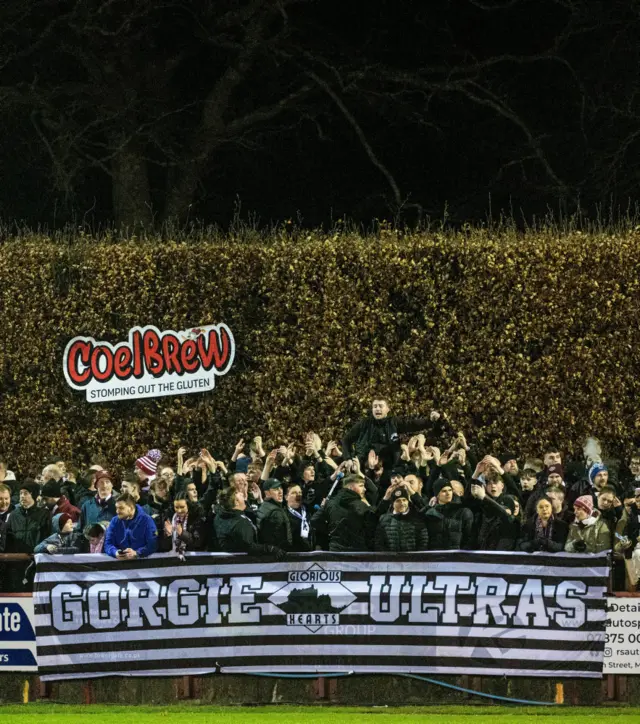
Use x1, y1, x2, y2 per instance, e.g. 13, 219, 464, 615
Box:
63, 324, 235, 402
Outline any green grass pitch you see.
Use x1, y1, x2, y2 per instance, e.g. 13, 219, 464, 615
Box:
1, 705, 640, 723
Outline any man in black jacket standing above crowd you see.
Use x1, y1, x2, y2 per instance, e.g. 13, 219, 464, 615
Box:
343, 399, 447, 470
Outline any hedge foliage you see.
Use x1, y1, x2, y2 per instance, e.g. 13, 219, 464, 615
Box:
0, 229, 639, 475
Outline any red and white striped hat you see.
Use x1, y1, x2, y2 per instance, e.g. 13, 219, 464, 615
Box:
135, 449, 162, 477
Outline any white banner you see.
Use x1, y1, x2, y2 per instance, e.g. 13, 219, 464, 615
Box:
34, 551, 609, 680
603, 597, 640, 673
63, 323, 235, 402
0, 596, 38, 672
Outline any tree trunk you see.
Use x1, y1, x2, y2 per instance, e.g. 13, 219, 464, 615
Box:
110, 137, 153, 229
163, 157, 204, 223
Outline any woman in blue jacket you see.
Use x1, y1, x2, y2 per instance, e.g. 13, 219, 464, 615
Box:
104, 493, 158, 559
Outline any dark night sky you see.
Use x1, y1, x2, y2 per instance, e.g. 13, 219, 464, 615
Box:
0, 0, 638, 228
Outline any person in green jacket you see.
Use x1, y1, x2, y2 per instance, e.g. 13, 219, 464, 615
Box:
565, 495, 611, 553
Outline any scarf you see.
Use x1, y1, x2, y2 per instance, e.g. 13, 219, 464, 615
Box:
96, 494, 112, 507
288, 506, 309, 538
535, 515, 554, 541
90, 536, 104, 554
171, 513, 188, 560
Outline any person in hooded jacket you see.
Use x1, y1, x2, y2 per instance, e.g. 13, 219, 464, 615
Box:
565, 495, 611, 553
375, 485, 429, 551
34, 513, 83, 554
424, 478, 474, 549
311, 474, 377, 551
104, 493, 158, 559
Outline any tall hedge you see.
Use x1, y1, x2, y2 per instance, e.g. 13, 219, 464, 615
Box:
0, 230, 638, 474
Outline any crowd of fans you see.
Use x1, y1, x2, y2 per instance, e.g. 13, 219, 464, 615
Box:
1, 399, 639, 591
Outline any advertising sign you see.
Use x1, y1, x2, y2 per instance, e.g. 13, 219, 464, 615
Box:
0, 596, 38, 672
603, 597, 640, 673
63, 323, 235, 402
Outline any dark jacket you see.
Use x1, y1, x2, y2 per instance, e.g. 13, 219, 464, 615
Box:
300, 478, 331, 513
286, 505, 314, 551
81, 495, 117, 529
68, 482, 97, 508
623, 504, 640, 549
343, 414, 444, 467
519, 516, 569, 552
311, 487, 377, 552
50, 495, 81, 523
6, 504, 50, 553
565, 480, 598, 509
0, 506, 14, 527
34, 513, 83, 554
213, 508, 276, 555
104, 505, 158, 558
424, 503, 474, 550
257, 499, 292, 549
158, 513, 207, 553
375, 511, 429, 552
473, 495, 520, 551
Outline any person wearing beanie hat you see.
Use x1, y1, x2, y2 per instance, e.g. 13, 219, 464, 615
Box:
57, 513, 73, 532
500, 453, 519, 477
574, 494, 594, 518
5, 480, 50, 562
135, 449, 162, 486
41, 479, 62, 498
34, 512, 82, 554
588, 462, 609, 491
433, 477, 454, 504
424, 479, 474, 550
546, 464, 565, 487
41, 479, 81, 523
375, 483, 430, 552
20, 481, 40, 503
565, 494, 611, 553
566, 460, 604, 510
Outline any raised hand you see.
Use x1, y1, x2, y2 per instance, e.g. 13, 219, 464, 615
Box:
367, 449, 379, 470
